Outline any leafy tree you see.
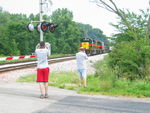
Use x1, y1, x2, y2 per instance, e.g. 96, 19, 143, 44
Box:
111, 9, 149, 42
91, 0, 150, 80
0, 7, 107, 56
50, 8, 82, 54
91, 0, 149, 40
78, 23, 108, 43
108, 10, 150, 80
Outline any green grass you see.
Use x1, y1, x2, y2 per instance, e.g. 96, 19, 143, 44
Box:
48, 72, 79, 90
17, 55, 150, 98
18, 71, 150, 98
18, 72, 79, 90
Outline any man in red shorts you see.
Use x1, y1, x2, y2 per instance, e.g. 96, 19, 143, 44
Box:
35, 41, 50, 99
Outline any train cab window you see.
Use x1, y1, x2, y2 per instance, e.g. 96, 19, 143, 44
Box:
81, 38, 93, 43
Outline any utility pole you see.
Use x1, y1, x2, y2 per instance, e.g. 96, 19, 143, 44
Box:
39, 0, 44, 41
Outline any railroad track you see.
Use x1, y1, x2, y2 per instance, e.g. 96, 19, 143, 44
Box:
0, 56, 75, 72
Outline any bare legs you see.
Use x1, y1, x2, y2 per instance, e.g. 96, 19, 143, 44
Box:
78, 69, 87, 88
78, 77, 87, 87
83, 78, 87, 87
44, 82, 49, 95
78, 78, 82, 87
39, 82, 49, 98
39, 83, 45, 95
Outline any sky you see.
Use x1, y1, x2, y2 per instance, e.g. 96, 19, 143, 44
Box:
0, 0, 149, 36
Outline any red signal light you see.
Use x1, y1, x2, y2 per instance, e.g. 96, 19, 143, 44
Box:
49, 24, 58, 33
41, 21, 49, 32
40, 22, 58, 33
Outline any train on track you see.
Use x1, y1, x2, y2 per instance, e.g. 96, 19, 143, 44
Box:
80, 38, 109, 55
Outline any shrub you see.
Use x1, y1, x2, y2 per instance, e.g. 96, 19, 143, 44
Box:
109, 38, 150, 80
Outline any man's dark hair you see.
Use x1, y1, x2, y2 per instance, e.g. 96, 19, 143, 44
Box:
40, 41, 45, 48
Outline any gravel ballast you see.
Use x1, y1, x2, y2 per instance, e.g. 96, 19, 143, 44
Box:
0, 54, 107, 82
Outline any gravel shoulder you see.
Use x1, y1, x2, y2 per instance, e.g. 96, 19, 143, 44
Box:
0, 54, 107, 82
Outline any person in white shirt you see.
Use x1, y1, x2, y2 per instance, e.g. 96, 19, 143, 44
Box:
35, 41, 50, 99
76, 47, 88, 87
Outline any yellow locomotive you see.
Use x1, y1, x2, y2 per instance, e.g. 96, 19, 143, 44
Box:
80, 38, 105, 55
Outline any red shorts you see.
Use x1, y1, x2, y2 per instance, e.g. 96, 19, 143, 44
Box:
37, 67, 50, 82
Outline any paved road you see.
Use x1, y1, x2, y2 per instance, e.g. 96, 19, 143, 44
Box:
0, 82, 150, 113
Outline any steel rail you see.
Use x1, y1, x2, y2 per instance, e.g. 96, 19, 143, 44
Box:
0, 56, 75, 72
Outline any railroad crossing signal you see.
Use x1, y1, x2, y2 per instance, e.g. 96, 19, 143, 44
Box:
26, 0, 53, 41
27, 22, 58, 33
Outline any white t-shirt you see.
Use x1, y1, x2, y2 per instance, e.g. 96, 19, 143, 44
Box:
35, 48, 50, 69
76, 51, 88, 70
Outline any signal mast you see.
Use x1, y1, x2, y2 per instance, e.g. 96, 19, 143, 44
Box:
39, 0, 44, 41
27, 0, 57, 42
39, 0, 52, 41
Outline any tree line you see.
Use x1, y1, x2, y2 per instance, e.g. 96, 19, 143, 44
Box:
0, 7, 107, 56
92, 0, 150, 81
